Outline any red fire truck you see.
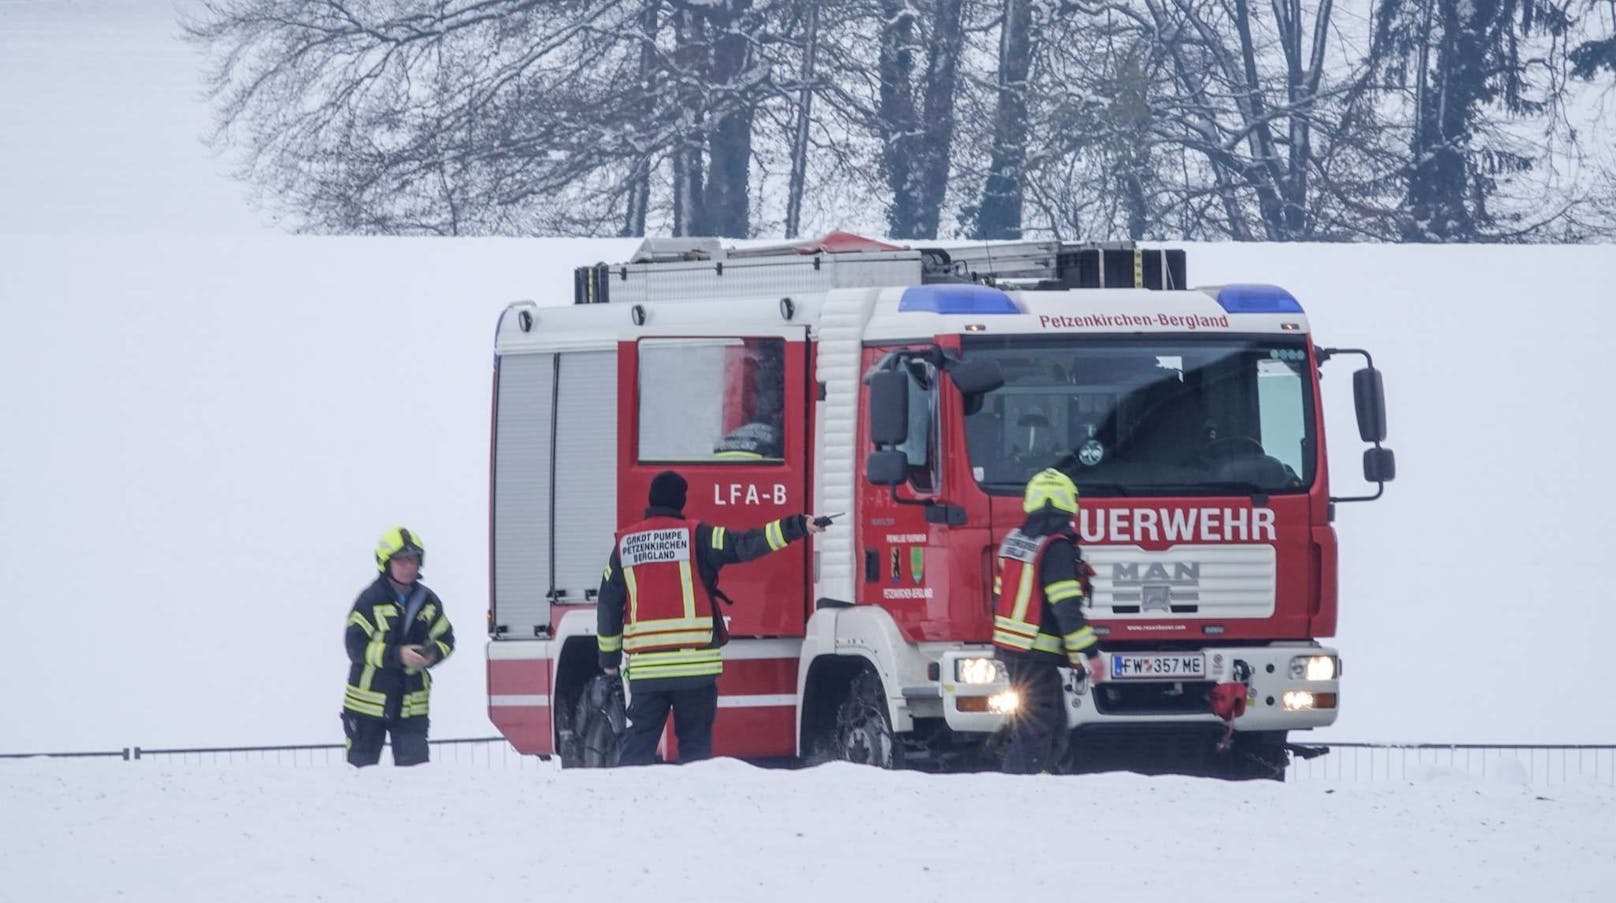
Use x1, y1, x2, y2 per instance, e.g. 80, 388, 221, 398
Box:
485, 235, 1394, 777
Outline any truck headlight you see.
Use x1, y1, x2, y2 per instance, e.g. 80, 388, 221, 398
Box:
988, 689, 1020, 714
1289, 655, 1338, 681
956, 657, 1006, 685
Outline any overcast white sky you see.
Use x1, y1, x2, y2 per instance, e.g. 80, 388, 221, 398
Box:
0, 0, 277, 236
3, 0, 1615, 754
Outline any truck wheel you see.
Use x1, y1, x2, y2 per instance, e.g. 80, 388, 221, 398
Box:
833, 670, 899, 768
564, 675, 622, 768
1219, 735, 1288, 781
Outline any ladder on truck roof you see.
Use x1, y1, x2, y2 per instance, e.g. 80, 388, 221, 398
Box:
573, 234, 1186, 306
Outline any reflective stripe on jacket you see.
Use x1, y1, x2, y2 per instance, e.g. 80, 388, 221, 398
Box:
597, 506, 810, 689
613, 515, 723, 682
343, 575, 455, 720
992, 527, 1097, 666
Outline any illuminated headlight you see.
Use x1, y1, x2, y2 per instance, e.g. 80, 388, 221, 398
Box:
988, 689, 1020, 715
1289, 655, 1338, 681
1282, 690, 1316, 711
956, 657, 1007, 685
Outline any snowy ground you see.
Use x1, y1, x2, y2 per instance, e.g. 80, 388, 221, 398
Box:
3, 757, 1611, 901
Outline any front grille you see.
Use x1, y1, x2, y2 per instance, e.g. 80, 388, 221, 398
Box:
1106, 604, 1200, 614
1092, 680, 1216, 715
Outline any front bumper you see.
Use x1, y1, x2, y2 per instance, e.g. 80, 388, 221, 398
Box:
936, 645, 1341, 734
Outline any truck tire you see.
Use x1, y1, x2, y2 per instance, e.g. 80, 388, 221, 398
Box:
831, 670, 900, 769
564, 675, 623, 768
1218, 734, 1288, 781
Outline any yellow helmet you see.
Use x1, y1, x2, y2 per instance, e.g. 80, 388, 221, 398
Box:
375, 526, 425, 572
1023, 469, 1079, 514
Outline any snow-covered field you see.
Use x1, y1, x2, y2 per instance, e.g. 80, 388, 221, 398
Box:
2, 3, 1614, 899
3, 757, 1611, 901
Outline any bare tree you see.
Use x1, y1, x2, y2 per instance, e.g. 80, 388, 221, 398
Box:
186, 0, 790, 236
185, 0, 1615, 241
784, 1, 822, 237
1372, 0, 1583, 241
970, 0, 1036, 239
871, 0, 967, 239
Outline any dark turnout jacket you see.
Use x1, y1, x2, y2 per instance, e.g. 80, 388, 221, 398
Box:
343, 575, 455, 721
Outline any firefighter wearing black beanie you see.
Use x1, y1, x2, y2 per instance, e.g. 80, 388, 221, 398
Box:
595, 469, 827, 765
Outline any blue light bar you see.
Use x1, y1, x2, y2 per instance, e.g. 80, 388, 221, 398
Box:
899, 285, 1021, 315
1213, 284, 1304, 314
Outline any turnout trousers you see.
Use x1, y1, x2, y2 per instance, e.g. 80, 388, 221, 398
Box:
1002, 655, 1069, 775
342, 713, 429, 767
618, 681, 719, 765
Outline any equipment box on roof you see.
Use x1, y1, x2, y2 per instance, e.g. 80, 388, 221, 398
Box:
1057, 247, 1187, 290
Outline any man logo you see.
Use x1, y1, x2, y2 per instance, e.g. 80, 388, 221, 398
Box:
1111, 561, 1201, 612
1113, 562, 1202, 583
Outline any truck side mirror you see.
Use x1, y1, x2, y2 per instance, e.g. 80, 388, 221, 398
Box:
1363, 447, 1396, 483
1352, 367, 1387, 443
948, 358, 1004, 395
868, 369, 909, 446
866, 449, 909, 486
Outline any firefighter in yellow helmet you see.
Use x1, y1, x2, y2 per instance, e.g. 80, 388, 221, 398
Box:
992, 469, 1104, 774
341, 527, 455, 767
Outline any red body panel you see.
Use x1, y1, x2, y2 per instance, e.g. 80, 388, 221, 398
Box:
486, 655, 553, 755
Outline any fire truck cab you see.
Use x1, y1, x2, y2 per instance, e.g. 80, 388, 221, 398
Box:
486, 235, 1393, 777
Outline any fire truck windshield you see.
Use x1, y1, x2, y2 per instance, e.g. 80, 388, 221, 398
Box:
962, 336, 1315, 497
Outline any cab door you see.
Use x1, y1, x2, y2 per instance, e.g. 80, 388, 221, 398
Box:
858, 345, 997, 644
619, 331, 813, 638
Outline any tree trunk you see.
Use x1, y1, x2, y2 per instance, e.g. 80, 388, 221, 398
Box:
1401, 0, 1496, 241
878, 0, 921, 238
785, 1, 820, 239
973, 0, 1033, 239
671, 4, 709, 236
622, 0, 662, 237
913, 0, 965, 239
1229, 0, 1288, 239
704, 0, 754, 238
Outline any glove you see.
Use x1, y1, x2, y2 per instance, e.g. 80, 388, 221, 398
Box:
1076, 558, 1096, 599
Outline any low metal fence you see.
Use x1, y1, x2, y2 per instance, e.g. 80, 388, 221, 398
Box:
5, 740, 1613, 784
0, 737, 540, 768
1287, 742, 1616, 786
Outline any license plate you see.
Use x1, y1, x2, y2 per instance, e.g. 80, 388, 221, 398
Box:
1109, 653, 1206, 680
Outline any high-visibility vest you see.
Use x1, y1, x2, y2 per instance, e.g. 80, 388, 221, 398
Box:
992, 527, 1094, 660
615, 515, 722, 682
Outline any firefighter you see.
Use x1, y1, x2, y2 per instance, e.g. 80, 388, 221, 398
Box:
341, 526, 455, 767
992, 469, 1105, 774
597, 470, 825, 765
